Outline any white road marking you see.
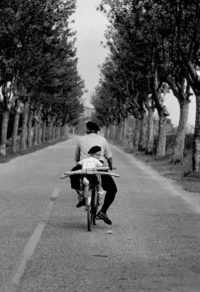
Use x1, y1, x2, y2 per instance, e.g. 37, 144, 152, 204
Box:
0, 188, 60, 292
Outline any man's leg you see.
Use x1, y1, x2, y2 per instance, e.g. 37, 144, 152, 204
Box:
97, 176, 117, 224
101, 175, 117, 213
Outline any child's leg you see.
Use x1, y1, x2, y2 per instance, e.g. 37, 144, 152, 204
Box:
98, 175, 106, 195
76, 179, 86, 208
70, 165, 82, 190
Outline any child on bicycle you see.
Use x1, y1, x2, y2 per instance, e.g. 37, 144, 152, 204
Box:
77, 145, 103, 170
76, 145, 106, 208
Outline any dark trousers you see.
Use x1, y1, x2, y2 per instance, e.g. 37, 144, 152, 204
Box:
101, 174, 117, 213
70, 165, 117, 213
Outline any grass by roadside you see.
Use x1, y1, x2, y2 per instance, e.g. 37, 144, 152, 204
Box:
0, 137, 68, 164
115, 142, 200, 195
134, 151, 200, 193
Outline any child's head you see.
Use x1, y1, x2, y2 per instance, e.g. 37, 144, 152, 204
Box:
88, 146, 101, 159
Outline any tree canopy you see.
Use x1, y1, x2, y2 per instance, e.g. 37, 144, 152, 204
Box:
0, 0, 84, 125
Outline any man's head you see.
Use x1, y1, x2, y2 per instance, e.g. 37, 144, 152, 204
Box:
85, 121, 100, 134
88, 145, 101, 159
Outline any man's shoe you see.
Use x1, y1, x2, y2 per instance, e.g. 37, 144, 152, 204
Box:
96, 211, 112, 225
76, 198, 86, 208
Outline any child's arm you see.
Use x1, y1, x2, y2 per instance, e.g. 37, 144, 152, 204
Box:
96, 160, 103, 167
76, 159, 83, 166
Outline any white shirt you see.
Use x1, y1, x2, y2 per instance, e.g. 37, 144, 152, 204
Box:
78, 157, 102, 170
75, 133, 112, 162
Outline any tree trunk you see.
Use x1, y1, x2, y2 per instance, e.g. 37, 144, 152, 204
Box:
110, 124, 115, 140
178, 58, 200, 173
20, 100, 29, 151
55, 126, 58, 139
52, 125, 56, 140
56, 125, 61, 139
104, 126, 109, 138
41, 122, 46, 143
33, 120, 39, 146
0, 111, 9, 156
58, 125, 61, 138
126, 116, 135, 151
156, 112, 167, 157
61, 124, 69, 138
138, 113, 147, 151
108, 124, 113, 140
133, 117, 141, 151
115, 123, 121, 143
171, 100, 189, 164
146, 107, 154, 154
48, 121, 54, 141
108, 125, 112, 139
27, 111, 34, 148
121, 119, 127, 141
46, 124, 50, 141
192, 91, 200, 172
37, 124, 42, 145
12, 105, 20, 153
64, 124, 69, 138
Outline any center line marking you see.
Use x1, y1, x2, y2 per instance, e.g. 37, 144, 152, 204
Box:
0, 188, 60, 292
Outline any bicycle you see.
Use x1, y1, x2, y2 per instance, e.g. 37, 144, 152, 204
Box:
61, 167, 119, 231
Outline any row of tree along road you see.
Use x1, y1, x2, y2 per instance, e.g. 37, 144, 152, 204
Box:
0, 0, 84, 156
92, 0, 200, 174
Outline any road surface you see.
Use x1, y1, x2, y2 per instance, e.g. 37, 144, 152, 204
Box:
0, 137, 200, 292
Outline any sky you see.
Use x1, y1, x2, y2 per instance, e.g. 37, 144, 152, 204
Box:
72, 0, 195, 127
164, 92, 195, 127
73, 0, 108, 106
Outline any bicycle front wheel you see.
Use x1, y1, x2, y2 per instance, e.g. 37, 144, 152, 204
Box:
91, 187, 98, 226
86, 189, 93, 231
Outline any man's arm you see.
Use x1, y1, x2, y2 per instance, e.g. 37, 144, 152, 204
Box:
107, 157, 113, 170
103, 137, 113, 170
75, 143, 80, 162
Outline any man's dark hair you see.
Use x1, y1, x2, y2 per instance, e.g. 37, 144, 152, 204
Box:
86, 121, 100, 132
88, 146, 101, 154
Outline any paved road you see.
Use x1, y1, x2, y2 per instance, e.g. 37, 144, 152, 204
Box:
0, 137, 200, 292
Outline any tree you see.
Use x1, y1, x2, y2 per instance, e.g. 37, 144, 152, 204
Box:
0, 0, 84, 154
151, 0, 200, 172
97, 0, 200, 166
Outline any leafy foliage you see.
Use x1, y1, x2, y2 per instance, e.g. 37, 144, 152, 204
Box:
0, 0, 84, 125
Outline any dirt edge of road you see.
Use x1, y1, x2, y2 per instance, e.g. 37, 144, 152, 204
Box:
113, 142, 200, 194
112, 143, 200, 215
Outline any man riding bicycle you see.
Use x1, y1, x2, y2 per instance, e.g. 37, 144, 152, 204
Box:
70, 121, 117, 225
